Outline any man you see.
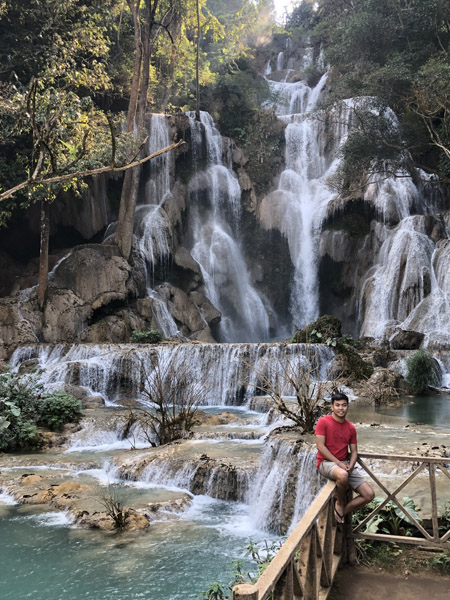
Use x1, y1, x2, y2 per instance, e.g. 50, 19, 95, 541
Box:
315, 391, 374, 524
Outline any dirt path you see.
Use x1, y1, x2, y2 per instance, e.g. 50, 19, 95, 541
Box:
330, 565, 450, 600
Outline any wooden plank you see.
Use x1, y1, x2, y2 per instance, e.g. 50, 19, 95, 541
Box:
354, 532, 450, 548
429, 463, 440, 542
436, 463, 450, 481
232, 584, 258, 600
251, 483, 335, 600
358, 453, 446, 464
441, 529, 450, 543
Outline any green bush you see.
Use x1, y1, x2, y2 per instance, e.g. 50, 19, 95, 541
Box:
405, 350, 438, 393
130, 329, 163, 344
38, 391, 82, 432
0, 369, 83, 451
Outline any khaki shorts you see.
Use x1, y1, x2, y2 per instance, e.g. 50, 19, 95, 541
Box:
318, 460, 367, 491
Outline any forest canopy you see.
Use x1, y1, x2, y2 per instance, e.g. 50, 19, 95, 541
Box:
0, 0, 449, 222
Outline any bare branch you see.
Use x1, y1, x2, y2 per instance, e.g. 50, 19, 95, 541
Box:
0, 140, 185, 202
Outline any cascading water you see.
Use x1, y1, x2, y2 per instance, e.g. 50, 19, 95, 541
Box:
261, 69, 341, 328
132, 114, 179, 338
9, 342, 335, 407
186, 111, 273, 342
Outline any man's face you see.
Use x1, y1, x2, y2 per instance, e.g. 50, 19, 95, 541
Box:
331, 399, 348, 418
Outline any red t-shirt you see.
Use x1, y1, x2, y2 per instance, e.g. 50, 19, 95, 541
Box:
315, 413, 357, 468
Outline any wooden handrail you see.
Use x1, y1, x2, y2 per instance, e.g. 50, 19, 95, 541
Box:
354, 454, 450, 548
233, 481, 342, 600
233, 451, 450, 600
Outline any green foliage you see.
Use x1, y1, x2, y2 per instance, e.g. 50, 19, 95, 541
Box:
291, 315, 342, 344
354, 496, 421, 537
202, 539, 282, 600
0, 369, 82, 451
405, 350, 437, 393
211, 58, 272, 142
201, 582, 225, 600
38, 391, 82, 432
130, 330, 163, 344
431, 550, 450, 574
314, 0, 450, 184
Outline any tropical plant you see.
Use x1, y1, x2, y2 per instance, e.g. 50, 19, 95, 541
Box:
354, 496, 422, 537
38, 391, 82, 432
0, 369, 83, 451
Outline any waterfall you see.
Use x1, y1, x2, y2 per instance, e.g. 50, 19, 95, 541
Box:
131, 114, 179, 338
246, 438, 321, 534
186, 111, 273, 342
9, 342, 335, 407
262, 72, 344, 328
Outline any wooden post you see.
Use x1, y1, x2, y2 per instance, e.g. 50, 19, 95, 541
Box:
428, 462, 440, 542
232, 584, 258, 600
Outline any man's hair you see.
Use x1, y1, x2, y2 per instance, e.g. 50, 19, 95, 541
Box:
330, 391, 348, 404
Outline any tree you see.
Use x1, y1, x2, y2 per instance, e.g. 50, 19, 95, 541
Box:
114, 0, 180, 260
119, 353, 206, 446
249, 348, 333, 434
0, 1, 183, 305
314, 0, 450, 189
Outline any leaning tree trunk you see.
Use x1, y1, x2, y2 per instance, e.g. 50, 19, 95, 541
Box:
38, 200, 50, 310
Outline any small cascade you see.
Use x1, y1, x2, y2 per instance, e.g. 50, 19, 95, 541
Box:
359, 217, 435, 338
9, 343, 335, 407
136, 456, 250, 502
135, 114, 174, 277
131, 114, 180, 337
246, 438, 321, 534
276, 51, 285, 71
186, 111, 273, 342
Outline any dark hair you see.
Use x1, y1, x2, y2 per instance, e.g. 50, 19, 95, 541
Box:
331, 391, 348, 404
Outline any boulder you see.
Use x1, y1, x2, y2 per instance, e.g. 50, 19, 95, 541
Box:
0, 294, 43, 361
49, 244, 135, 308
390, 328, 424, 350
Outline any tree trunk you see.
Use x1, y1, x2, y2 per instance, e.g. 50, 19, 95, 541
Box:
38, 200, 50, 310
195, 0, 200, 121
115, 0, 157, 261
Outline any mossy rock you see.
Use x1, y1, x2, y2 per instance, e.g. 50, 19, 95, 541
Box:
291, 315, 342, 343
332, 345, 374, 382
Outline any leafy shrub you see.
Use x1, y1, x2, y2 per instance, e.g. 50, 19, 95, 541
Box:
0, 369, 44, 451
38, 391, 82, 432
354, 496, 421, 537
405, 350, 438, 393
0, 369, 83, 450
130, 329, 163, 344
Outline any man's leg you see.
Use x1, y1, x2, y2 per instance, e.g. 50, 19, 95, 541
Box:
328, 467, 349, 523
342, 482, 375, 516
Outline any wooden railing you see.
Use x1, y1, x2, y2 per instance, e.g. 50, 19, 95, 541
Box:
232, 481, 342, 600
233, 452, 450, 600
354, 453, 450, 548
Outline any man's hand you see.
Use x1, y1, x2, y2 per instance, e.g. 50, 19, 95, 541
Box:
337, 461, 352, 471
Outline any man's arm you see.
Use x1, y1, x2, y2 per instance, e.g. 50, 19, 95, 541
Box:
348, 443, 358, 470
316, 434, 350, 471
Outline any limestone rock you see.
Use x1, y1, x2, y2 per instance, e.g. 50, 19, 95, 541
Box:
50, 244, 134, 308
188, 291, 221, 326
390, 329, 425, 350
0, 294, 43, 361
79, 310, 148, 344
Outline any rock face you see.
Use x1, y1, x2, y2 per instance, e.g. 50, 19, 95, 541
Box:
390, 329, 425, 350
